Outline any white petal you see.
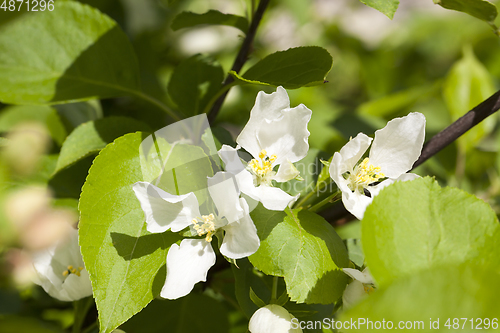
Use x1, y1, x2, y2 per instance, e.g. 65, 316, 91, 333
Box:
369, 112, 426, 178
342, 280, 368, 310
368, 173, 420, 198
329, 152, 353, 195
256, 104, 312, 165
341, 190, 373, 220
249, 304, 302, 333
220, 198, 260, 259
132, 182, 200, 233
252, 186, 299, 211
274, 159, 300, 183
207, 172, 244, 223
343, 267, 374, 284
161, 239, 216, 300
32, 228, 92, 302
218, 144, 246, 174
237, 87, 291, 159
338, 133, 373, 174
62, 269, 93, 301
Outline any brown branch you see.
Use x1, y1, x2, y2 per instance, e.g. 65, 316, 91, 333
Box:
207, 0, 271, 124
412, 89, 500, 168
321, 89, 500, 224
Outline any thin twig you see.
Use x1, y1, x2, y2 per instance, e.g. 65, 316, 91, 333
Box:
207, 0, 271, 123
321, 89, 500, 224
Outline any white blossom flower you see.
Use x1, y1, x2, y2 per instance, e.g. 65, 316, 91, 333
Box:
32, 227, 93, 302
219, 86, 312, 211
133, 171, 260, 299
249, 304, 302, 333
342, 267, 375, 309
329, 112, 426, 219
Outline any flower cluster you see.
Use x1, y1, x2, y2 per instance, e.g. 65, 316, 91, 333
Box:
132, 87, 427, 332
133, 87, 313, 299
25, 85, 427, 333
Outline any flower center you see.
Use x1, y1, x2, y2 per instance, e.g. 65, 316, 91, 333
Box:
247, 149, 277, 186
346, 158, 385, 194
62, 265, 83, 277
192, 213, 216, 242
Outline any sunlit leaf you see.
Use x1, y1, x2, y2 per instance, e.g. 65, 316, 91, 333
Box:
79, 133, 180, 333
362, 177, 500, 287
171, 10, 249, 33
0, 2, 140, 104
249, 206, 349, 304
358, 0, 400, 19
434, 0, 497, 22
230, 47, 333, 89
55, 116, 150, 173
341, 263, 500, 331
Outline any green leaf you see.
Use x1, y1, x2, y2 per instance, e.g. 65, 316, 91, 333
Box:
49, 155, 95, 199
79, 132, 182, 333
346, 239, 364, 268
0, 105, 67, 145
232, 258, 273, 318
362, 177, 500, 287
54, 100, 103, 130
358, 0, 400, 19
249, 206, 349, 304
55, 116, 150, 173
120, 294, 230, 333
167, 55, 224, 117
434, 0, 497, 22
0, 2, 140, 105
249, 288, 267, 308
230, 47, 333, 89
341, 263, 500, 331
443, 47, 495, 150
79, 130, 215, 332
171, 10, 249, 33
142, 137, 214, 204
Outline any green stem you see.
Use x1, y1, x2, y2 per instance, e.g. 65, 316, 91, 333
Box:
130, 90, 181, 121
201, 81, 238, 116
294, 180, 333, 209
271, 276, 279, 302
72, 297, 93, 333
309, 190, 341, 213
488, 22, 500, 36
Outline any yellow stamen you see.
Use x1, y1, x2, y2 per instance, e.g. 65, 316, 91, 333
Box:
247, 149, 279, 186
192, 214, 216, 242
346, 158, 385, 194
62, 265, 83, 277
364, 284, 375, 295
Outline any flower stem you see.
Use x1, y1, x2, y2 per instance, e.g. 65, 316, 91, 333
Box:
295, 179, 334, 209
271, 276, 279, 302
201, 81, 238, 115
309, 190, 341, 213
72, 296, 93, 333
